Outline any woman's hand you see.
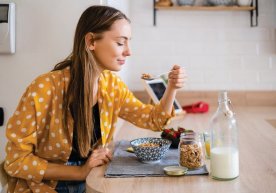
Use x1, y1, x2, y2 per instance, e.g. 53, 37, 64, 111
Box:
159, 64, 187, 115
80, 146, 113, 179
167, 65, 187, 90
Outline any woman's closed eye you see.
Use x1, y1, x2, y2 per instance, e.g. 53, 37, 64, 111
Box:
117, 42, 124, 46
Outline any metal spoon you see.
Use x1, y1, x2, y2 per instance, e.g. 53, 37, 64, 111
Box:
141, 72, 169, 80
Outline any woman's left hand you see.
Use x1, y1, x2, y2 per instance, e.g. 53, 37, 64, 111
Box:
167, 65, 187, 90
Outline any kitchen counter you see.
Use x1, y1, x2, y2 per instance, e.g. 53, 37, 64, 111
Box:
86, 106, 276, 193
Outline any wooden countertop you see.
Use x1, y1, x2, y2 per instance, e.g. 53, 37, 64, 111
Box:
86, 106, 276, 193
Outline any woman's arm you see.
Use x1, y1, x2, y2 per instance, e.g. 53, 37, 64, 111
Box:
44, 147, 112, 181
116, 66, 186, 132
44, 163, 85, 181
160, 65, 187, 114
4, 80, 49, 184
5, 73, 112, 183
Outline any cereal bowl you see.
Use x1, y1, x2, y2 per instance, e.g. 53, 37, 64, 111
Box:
130, 137, 171, 163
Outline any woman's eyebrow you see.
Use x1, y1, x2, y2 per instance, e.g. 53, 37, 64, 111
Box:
115, 36, 131, 41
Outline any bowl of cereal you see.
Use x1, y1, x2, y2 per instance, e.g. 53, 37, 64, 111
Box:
130, 137, 171, 163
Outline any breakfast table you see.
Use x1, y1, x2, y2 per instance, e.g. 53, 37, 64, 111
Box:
86, 106, 276, 193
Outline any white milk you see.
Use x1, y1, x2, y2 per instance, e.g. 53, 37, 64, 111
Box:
211, 147, 239, 179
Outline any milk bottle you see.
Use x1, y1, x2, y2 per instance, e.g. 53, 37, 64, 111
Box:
209, 91, 239, 180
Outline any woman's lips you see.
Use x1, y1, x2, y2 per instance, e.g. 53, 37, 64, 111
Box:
118, 60, 125, 65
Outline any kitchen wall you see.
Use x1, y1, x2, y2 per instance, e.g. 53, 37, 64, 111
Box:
0, 0, 275, 159
128, 0, 276, 90
0, 0, 106, 160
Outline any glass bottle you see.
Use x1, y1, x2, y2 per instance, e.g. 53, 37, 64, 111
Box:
178, 132, 205, 169
210, 91, 239, 180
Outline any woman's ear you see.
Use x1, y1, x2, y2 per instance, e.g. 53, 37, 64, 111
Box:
85, 33, 95, 51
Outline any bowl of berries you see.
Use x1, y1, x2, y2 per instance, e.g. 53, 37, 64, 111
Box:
161, 127, 194, 148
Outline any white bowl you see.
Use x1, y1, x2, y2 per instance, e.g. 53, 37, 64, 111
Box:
177, 0, 195, 6
237, 0, 252, 6
207, 0, 235, 6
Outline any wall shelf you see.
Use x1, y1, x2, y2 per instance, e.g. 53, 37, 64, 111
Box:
153, 0, 258, 27
155, 5, 255, 11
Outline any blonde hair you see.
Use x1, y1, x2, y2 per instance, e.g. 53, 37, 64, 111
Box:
53, 5, 130, 157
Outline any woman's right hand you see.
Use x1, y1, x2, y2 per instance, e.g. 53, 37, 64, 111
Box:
80, 147, 112, 179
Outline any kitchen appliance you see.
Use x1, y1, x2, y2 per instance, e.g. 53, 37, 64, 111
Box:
0, 3, 15, 54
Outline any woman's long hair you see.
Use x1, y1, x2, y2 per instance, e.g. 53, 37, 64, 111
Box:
53, 6, 130, 157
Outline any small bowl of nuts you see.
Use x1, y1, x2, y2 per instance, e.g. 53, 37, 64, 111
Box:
130, 137, 171, 163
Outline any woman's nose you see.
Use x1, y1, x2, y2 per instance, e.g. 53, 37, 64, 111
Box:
123, 45, 131, 56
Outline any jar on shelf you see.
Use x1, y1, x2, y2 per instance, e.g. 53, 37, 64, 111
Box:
178, 132, 205, 169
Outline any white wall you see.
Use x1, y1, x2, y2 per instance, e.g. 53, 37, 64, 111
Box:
128, 0, 276, 90
106, 0, 131, 83
0, 0, 102, 160
0, 0, 276, 159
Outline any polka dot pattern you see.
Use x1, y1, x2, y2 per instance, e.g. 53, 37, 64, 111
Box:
4, 68, 174, 192
99, 71, 174, 145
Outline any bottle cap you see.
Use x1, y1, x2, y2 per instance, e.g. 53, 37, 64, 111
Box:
163, 166, 188, 176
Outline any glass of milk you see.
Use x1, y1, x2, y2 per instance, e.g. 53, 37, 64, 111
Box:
209, 91, 239, 180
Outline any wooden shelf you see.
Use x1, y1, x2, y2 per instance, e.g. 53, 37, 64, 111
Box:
153, 0, 259, 27
155, 5, 255, 11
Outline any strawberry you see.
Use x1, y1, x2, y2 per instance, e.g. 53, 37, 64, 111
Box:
175, 131, 181, 138
172, 133, 177, 138
161, 127, 194, 148
178, 127, 186, 133
169, 131, 175, 136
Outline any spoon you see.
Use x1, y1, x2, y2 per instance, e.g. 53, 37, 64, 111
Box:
141, 72, 169, 80
126, 147, 134, 153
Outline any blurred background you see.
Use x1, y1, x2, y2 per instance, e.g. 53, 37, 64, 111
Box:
0, 0, 275, 160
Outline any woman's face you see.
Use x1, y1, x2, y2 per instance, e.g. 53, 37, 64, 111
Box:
92, 19, 132, 72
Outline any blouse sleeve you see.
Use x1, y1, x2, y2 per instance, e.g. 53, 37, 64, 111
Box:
118, 80, 175, 131
4, 75, 49, 184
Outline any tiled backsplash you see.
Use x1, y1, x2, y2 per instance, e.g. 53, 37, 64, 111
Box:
125, 0, 276, 90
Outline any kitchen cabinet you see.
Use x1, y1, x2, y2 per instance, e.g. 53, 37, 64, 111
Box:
153, 0, 258, 27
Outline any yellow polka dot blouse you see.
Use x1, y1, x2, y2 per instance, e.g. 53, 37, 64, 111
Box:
4, 67, 174, 192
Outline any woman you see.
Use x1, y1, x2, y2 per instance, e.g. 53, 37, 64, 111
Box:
4, 5, 186, 193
